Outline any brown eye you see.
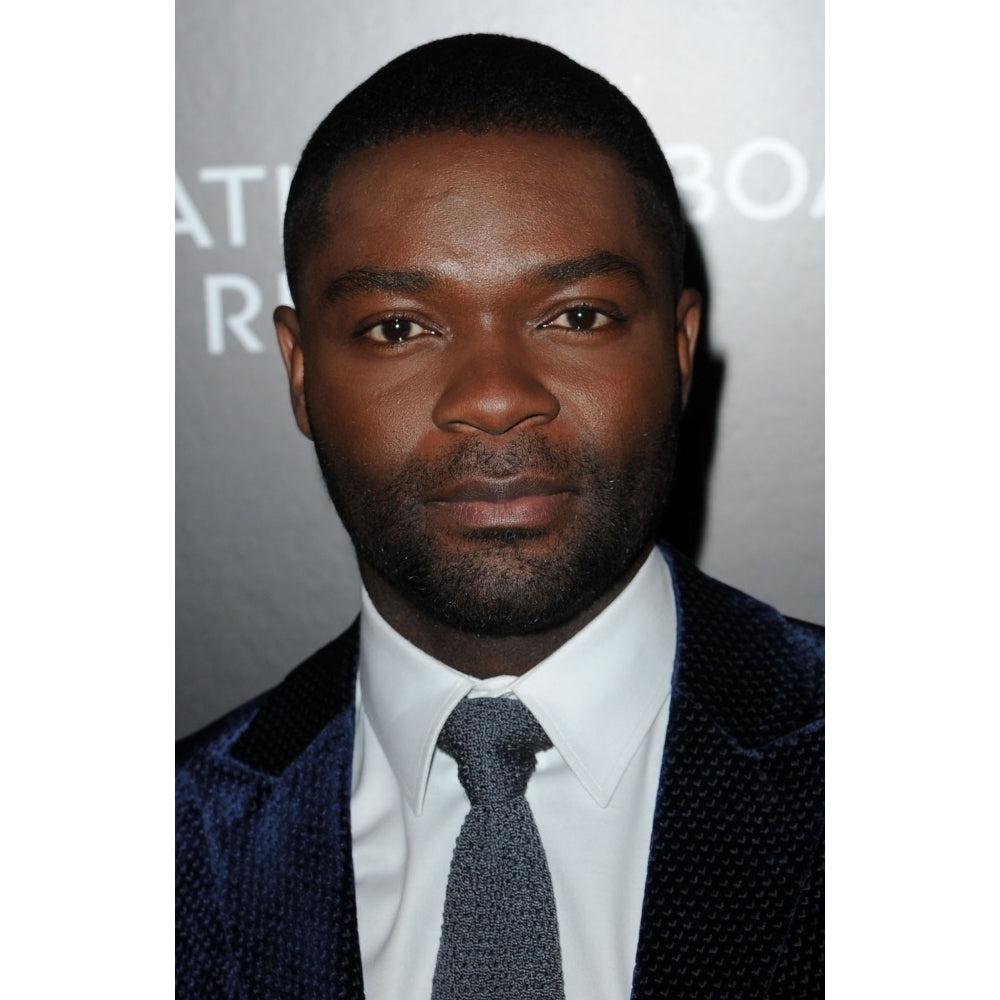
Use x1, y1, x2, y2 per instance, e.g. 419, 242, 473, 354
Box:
547, 308, 615, 331
566, 308, 600, 330
368, 317, 422, 342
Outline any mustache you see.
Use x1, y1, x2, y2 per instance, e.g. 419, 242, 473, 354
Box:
398, 436, 596, 497
313, 432, 604, 514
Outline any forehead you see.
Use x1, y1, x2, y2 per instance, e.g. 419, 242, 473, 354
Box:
304, 131, 657, 290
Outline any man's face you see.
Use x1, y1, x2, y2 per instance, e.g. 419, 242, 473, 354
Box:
276, 131, 699, 636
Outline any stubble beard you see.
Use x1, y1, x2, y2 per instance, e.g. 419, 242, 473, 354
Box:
311, 417, 679, 637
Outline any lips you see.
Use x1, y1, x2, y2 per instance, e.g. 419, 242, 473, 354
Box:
429, 475, 570, 504
426, 475, 575, 530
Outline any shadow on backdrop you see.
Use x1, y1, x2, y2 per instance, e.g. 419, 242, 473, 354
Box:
659, 221, 725, 562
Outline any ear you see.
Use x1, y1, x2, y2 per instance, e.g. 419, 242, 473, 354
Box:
274, 305, 313, 439
674, 288, 701, 410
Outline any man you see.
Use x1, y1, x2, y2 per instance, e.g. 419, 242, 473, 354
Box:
176, 34, 823, 1000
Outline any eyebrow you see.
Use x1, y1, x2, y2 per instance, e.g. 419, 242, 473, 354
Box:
322, 267, 433, 305
528, 250, 652, 299
320, 249, 652, 306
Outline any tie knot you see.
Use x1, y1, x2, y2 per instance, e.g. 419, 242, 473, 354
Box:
437, 698, 552, 805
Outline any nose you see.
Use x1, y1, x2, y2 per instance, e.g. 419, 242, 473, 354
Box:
431, 334, 560, 436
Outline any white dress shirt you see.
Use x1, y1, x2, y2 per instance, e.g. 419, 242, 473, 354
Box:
350, 548, 677, 1000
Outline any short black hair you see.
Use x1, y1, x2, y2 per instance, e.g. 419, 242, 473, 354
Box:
283, 34, 685, 307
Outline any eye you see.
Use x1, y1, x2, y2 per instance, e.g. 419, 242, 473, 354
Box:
544, 307, 619, 331
364, 316, 432, 343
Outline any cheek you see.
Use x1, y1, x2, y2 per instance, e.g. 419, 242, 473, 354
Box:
556, 353, 678, 449
305, 364, 437, 477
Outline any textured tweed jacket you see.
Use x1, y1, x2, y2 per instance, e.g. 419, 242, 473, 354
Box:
176, 549, 824, 999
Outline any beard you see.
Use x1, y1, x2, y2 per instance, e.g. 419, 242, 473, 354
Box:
311, 412, 679, 637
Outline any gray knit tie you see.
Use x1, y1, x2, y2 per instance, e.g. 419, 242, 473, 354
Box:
431, 697, 565, 1000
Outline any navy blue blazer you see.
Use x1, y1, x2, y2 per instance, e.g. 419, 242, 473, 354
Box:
177, 549, 824, 999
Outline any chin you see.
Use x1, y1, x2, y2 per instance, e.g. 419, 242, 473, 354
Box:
368, 525, 649, 637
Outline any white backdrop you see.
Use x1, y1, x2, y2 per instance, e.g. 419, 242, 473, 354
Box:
176, 0, 824, 737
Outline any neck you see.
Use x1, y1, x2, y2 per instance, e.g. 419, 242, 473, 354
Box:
359, 545, 653, 679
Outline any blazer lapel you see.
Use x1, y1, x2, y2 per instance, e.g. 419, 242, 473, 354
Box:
198, 622, 366, 1000
630, 552, 824, 999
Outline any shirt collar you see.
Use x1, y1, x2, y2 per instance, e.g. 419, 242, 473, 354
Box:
358, 548, 677, 814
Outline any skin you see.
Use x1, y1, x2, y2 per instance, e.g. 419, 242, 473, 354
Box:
276, 131, 700, 678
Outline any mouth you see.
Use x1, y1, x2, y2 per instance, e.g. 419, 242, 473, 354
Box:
426, 475, 575, 530
430, 475, 570, 503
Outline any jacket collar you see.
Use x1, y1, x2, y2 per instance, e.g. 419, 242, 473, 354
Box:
228, 620, 360, 775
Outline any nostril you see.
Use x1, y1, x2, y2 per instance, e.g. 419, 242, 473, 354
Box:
432, 363, 560, 435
